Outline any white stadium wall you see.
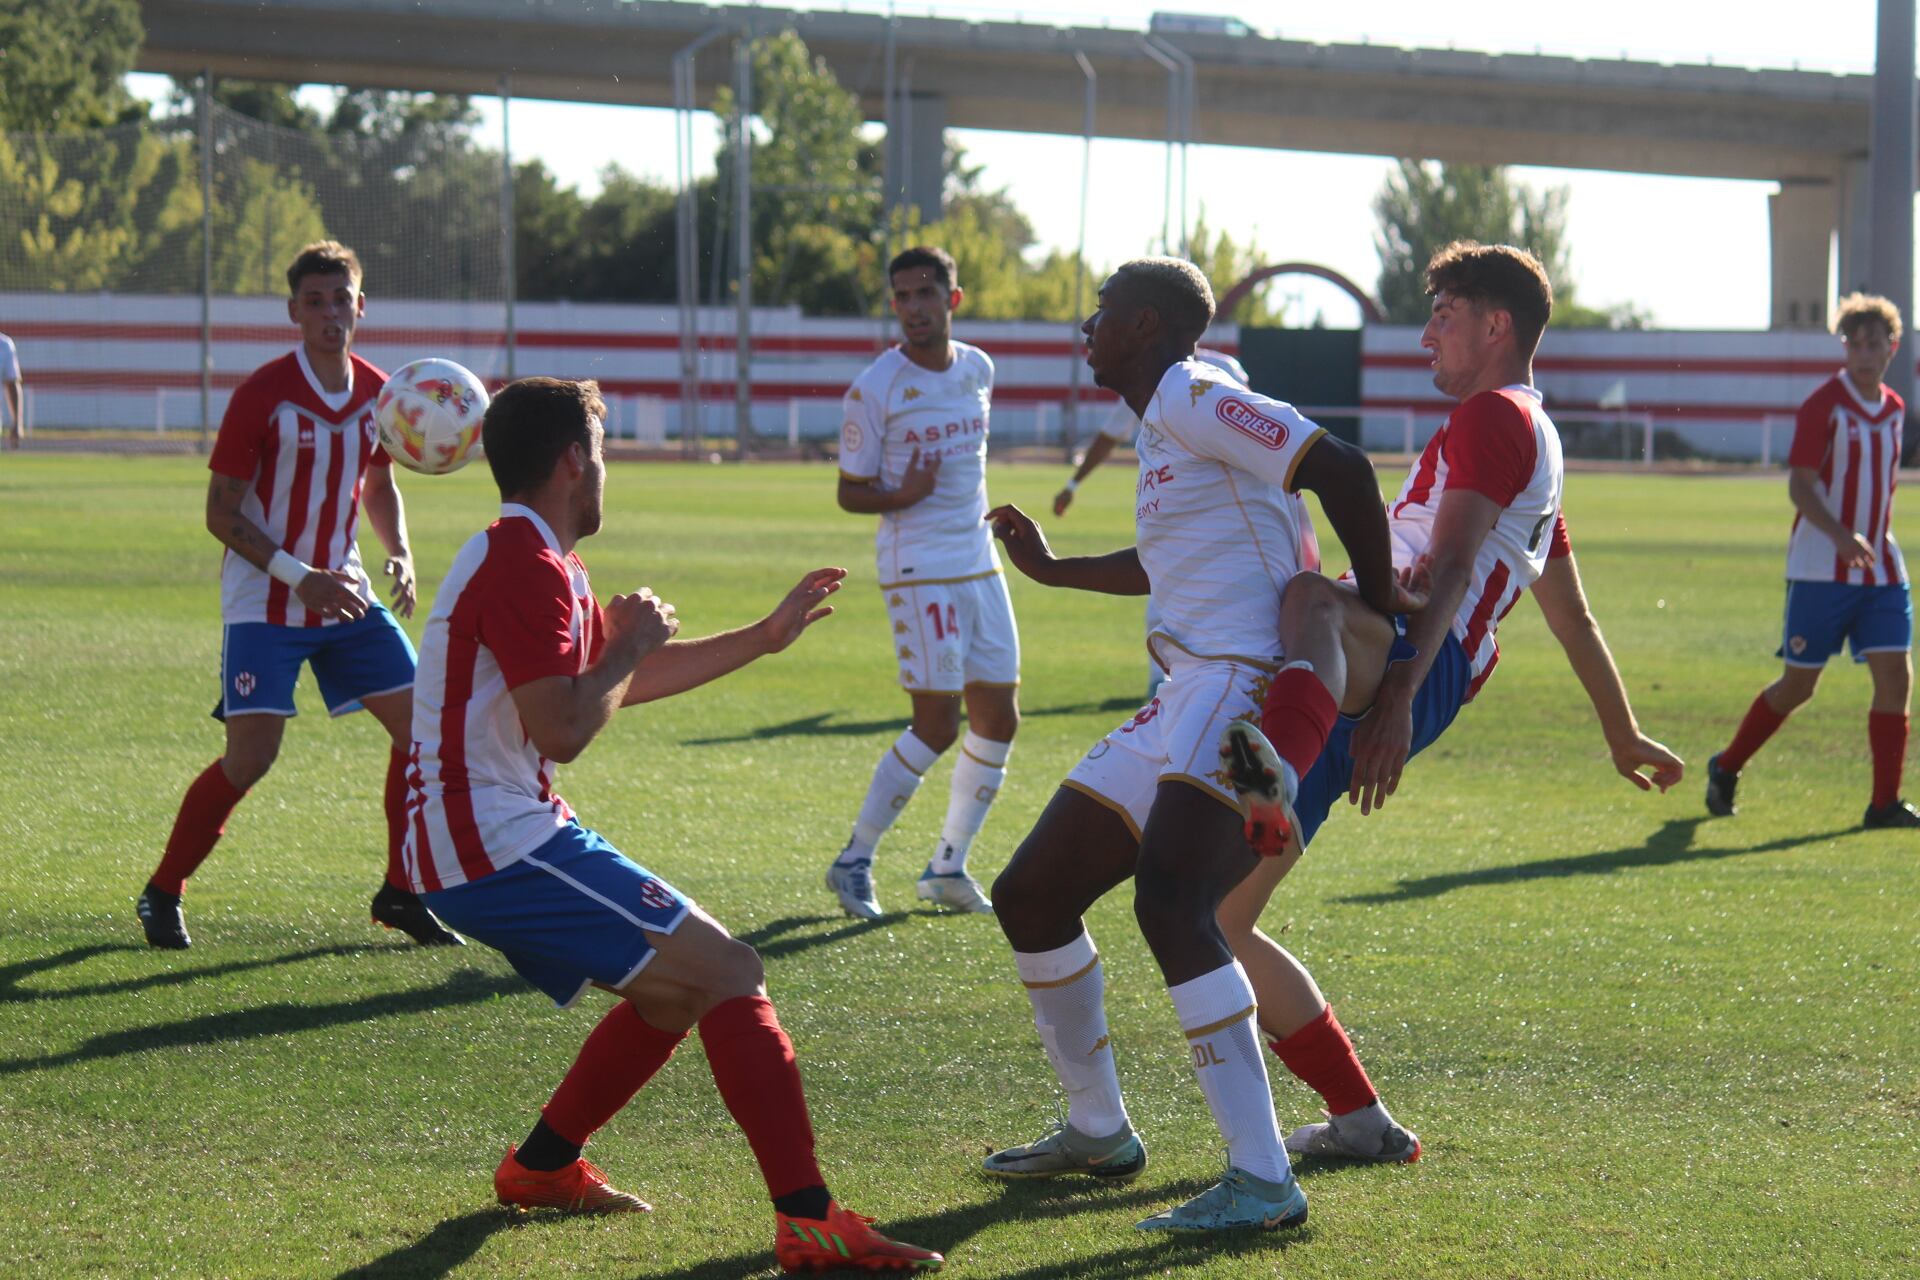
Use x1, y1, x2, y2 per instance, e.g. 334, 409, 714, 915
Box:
0, 292, 1877, 460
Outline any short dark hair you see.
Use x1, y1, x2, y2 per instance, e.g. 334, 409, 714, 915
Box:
1112, 257, 1215, 344
482, 377, 606, 498
286, 240, 362, 295
888, 245, 958, 291
1834, 292, 1903, 345
1425, 241, 1553, 356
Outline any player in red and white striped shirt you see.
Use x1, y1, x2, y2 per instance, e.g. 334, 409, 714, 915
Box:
406, 378, 940, 1271
1706, 293, 1920, 828
137, 241, 458, 951
1216, 242, 1682, 1163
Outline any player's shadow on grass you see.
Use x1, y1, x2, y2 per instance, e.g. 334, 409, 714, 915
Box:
1337, 816, 1860, 905
681, 697, 1142, 746
0, 967, 524, 1076
0, 941, 387, 1005
622, 1176, 1303, 1280
334, 1207, 526, 1279
735, 913, 896, 961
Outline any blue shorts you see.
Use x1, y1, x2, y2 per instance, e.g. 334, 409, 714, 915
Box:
1295, 623, 1472, 848
215, 604, 416, 720
422, 822, 692, 1008
1778, 580, 1912, 668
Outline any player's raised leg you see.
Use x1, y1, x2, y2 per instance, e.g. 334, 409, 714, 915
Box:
919, 681, 1017, 914
1130, 781, 1306, 1232
983, 787, 1147, 1181
139, 708, 285, 949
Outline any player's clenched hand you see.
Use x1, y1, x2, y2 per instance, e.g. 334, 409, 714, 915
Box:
760, 567, 847, 653
384, 553, 417, 619
1052, 487, 1076, 517
1347, 692, 1413, 815
607, 587, 679, 660
1841, 531, 1876, 569
296, 568, 369, 622
987, 503, 1058, 581
897, 447, 942, 505
1610, 733, 1684, 793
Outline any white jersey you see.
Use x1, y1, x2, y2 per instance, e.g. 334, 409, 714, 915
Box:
0, 333, 19, 382
1135, 359, 1325, 668
1098, 347, 1248, 444
402, 506, 601, 893
838, 342, 1001, 587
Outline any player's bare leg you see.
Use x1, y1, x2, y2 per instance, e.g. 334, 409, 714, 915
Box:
985, 789, 1149, 1181
360, 690, 461, 946
140, 713, 286, 949
498, 906, 943, 1266
1127, 782, 1306, 1230
828, 692, 960, 919
1709, 663, 1821, 817
919, 683, 1019, 914
1862, 650, 1919, 826
1222, 575, 1399, 855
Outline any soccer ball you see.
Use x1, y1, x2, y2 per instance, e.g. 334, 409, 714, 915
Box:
374, 358, 489, 475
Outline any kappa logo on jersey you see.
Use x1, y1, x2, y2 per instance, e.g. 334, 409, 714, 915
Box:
902, 387, 923, 402
636, 878, 678, 913
842, 421, 864, 452
1216, 397, 1289, 450
1189, 380, 1217, 406
233, 671, 257, 697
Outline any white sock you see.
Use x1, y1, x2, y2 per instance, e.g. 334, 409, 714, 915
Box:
931, 732, 1010, 874
839, 731, 940, 866
1015, 932, 1130, 1139
1169, 961, 1290, 1184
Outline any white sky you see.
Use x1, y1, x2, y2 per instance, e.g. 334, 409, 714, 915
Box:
126, 1, 1895, 329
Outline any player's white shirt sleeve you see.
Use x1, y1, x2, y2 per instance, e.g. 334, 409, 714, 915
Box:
1155, 362, 1324, 492
837, 357, 891, 481
0, 334, 18, 383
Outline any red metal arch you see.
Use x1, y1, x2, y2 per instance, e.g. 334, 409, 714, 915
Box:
1218, 262, 1384, 326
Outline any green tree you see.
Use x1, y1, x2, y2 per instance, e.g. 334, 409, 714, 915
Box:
1187, 210, 1287, 328
0, 0, 144, 132
1375, 161, 1564, 321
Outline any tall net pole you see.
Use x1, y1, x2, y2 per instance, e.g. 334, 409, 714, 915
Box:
199, 70, 214, 451
500, 74, 516, 382
1067, 50, 1096, 456
1872, 0, 1917, 410
733, 32, 755, 456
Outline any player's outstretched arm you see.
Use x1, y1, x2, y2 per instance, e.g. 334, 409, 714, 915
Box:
621, 567, 845, 706
205, 473, 367, 622
360, 464, 417, 618
1530, 550, 1684, 792
513, 589, 676, 761
987, 503, 1149, 594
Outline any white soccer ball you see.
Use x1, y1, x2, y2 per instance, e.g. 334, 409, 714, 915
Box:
374, 358, 490, 476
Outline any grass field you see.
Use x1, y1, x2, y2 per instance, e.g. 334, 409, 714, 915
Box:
2, 454, 1916, 1279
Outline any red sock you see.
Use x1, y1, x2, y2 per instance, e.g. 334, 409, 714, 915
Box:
150, 760, 247, 896
1259, 664, 1340, 780
383, 748, 410, 891
699, 994, 825, 1201
541, 1001, 686, 1146
1269, 1004, 1379, 1117
1869, 711, 1908, 809
1719, 693, 1788, 774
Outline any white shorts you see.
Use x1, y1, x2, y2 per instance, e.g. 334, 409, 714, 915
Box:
1062, 658, 1269, 838
882, 571, 1020, 694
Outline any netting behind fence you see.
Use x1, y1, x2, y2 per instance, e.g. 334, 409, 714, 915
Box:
1, 101, 511, 434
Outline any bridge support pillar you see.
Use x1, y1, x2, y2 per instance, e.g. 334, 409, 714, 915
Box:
1837, 156, 1873, 297
1770, 179, 1835, 330
886, 93, 947, 221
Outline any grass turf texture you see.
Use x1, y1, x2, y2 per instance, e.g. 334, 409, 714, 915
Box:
1, 454, 1915, 1279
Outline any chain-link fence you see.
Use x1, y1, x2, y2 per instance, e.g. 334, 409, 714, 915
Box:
0, 98, 509, 443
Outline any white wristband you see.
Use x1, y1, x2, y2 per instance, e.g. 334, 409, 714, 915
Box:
1063, 476, 1080, 493
267, 549, 311, 587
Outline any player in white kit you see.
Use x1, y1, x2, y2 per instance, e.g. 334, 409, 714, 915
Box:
827, 247, 1019, 918
979, 259, 1419, 1233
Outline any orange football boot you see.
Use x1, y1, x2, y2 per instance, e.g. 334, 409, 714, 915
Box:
493, 1146, 651, 1213
775, 1201, 944, 1273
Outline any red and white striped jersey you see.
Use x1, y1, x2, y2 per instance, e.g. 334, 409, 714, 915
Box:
1389, 385, 1569, 700
207, 349, 391, 627
1784, 372, 1907, 585
402, 506, 606, 892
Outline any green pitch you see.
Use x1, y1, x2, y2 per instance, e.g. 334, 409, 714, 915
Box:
1, 455, 1914, 1278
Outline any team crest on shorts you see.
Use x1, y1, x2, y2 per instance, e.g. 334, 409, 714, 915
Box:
1789, 635, 1807, 655
233, 671, 257, 697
